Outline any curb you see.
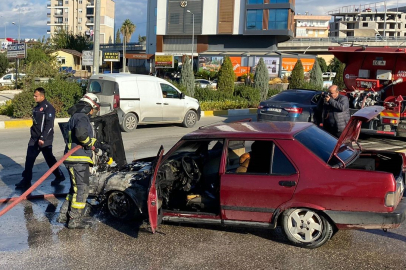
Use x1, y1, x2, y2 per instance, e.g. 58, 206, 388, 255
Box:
0, 109, 257, 129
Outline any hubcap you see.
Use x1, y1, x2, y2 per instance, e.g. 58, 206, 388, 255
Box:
108, 192, 131, 219
126, 115, 137, 129
287, 209, 323, 243
187, 112, 196, 126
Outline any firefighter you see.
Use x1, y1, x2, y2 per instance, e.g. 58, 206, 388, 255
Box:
57, 93, 110, 229
16, 87, 65, 189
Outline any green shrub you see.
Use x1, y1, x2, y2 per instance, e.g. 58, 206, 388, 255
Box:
195, 88, 233, 102
267, 89, 281, 98
333, 63, 346, 90
200, 99, 250, 111
309, 61, 323, 90
289, 59, 304, 89
301, 81, 323, 91
12, 78, 83, 118
0, 100, 14, 116
217, 56, 235, 94
180, 57, 195, 97
234, 85, 260, 103
254, 58, 270, 100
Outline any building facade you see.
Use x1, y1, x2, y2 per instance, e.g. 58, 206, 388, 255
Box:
329, 3, 406, 38
147, 0, 295, 56
294, 14, 331, 38
46, 0, 115, 44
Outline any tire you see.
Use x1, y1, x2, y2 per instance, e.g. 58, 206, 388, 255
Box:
282, 208, 333, 249
120, 113, 138, 132
182, 110, 197, 128
107, 191, 137, 220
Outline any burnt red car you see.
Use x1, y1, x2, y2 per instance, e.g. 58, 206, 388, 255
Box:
90, 106, 406, 249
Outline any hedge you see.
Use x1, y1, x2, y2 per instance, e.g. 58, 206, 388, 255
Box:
12, 78, 84, 118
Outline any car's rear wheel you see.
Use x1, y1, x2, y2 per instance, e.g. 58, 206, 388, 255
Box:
282, 208, 333, 249
182, 110, 197, 128
107, 191, 137, 220
120, 113, 138, 132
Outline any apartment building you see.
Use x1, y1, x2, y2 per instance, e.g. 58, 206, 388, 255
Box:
46, 0, 115, 44
294, 14, 331, 38
328, 3, 406, 38
147, 0, 295, 55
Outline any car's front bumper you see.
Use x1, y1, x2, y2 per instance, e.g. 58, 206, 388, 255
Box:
325, 198, 406, 229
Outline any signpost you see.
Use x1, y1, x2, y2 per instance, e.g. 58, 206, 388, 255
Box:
7, 43, 26, 89
103, 52, 120, 73
155, 55, 174, 69
82, 50, 94, 66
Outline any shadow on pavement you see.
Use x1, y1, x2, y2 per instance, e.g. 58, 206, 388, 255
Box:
363, 229, 406, 243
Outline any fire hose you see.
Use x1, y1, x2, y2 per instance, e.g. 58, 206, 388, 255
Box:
0, 145, 82, 218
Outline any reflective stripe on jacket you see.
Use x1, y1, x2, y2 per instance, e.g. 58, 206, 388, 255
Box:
63, 112, 96, 164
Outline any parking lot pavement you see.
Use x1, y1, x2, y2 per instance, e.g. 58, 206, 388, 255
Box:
359, 136, 406, 153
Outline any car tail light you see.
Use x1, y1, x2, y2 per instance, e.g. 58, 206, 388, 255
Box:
284, 107, 303, 114
113, 94, 120, 109
385, 191, 396, 207
258, 105, 264, 109
382, 118, 398, 124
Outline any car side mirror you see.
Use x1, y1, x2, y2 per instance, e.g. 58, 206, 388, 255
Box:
180, 92, 185, 99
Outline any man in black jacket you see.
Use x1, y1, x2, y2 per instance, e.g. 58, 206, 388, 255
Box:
321, 85, 351, 137
57, 93, 110, 229
15, 87, 65, 189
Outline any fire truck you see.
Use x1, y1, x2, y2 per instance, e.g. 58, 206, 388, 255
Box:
328, 46, 406, 137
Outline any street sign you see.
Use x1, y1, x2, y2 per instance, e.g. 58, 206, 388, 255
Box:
82, 50, 93, 66
7, 43, 26, 59
155, 55, 174, 68
103, 51, 120, 62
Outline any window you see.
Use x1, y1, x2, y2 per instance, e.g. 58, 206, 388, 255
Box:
160, 84, 180, 98
268, 9, 288, 30
65, 1, 68, 4
3, 75, 11, 80
65, 8, 68, 13
65, 18, 68, 22
319, 30, 324, 34
57, 57, 66, 65
308, 29, 313, 34
78, 26, 82, 30
246, 9, 263, 30
226, 140, 295, 175
169, 14, 180, 25
363, 22, 368, 27
247, 0, 263, 4
79, 0, 83, 3
79, 9, 83, 13
78, 18, 82, 23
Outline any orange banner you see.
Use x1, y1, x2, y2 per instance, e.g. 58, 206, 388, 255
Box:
230, 56, 250, 77
282, 58, 315, 72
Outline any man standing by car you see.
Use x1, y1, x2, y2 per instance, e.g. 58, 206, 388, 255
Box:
57, 93, 110, 229
320, 85, 350, 137
16, 87, 65, 189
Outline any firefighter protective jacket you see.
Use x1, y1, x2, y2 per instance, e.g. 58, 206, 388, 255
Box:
29, 99, 56, 147
64, 109, 97, 165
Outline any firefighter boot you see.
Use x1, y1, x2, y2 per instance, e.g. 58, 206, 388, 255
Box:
67, 208, 92, 229
56, 200, 70, 224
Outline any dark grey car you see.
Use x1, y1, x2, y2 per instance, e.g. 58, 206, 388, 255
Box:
257, 89, 322, 123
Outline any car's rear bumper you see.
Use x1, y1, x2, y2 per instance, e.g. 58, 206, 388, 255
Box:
325, 199, 406, 229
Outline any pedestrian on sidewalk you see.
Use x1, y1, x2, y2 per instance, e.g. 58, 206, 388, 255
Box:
15, 87, 65, 189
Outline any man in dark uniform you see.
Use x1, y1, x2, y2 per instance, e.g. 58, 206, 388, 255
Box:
57, 93, 110, 229
15, 87, 65, 189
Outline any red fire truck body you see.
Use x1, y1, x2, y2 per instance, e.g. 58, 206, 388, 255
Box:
329, 46, 406, 137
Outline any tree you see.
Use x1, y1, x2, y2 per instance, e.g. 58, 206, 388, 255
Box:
328, 57, 342, 73
120, 19, 136, 72
333, 63, 346, 90
50, 29, 91, 52
254, 58, 269, 100
26, 48, 51, 64
217, 56, 235, 94
115, 29, 122, 43
289, 59, 304, 89
317, 57, 328, 73
180, 57, 195, 97
0, 53, 9, 76
309, 60, 323, 90
138, 34, 146, 43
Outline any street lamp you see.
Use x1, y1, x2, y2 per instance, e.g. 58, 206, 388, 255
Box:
12, 22, 20, 42
186, 10, 194, 64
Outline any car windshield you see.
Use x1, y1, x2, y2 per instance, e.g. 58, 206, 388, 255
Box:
269, 91, 316, 104
294, 126, 356, 165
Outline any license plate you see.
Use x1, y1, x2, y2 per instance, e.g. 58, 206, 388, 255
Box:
384, 125, 391, 131
267, 108, 281, 113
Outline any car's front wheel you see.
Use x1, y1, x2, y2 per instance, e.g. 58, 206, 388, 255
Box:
182, 110, 197, 128
120, 113, 138, 132
282, 208, 333, 249
107, 191, 137, 220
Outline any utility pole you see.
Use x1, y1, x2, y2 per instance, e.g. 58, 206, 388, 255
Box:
383, 1, 387, 39
92, 0, 101, 74
186, 10, 194, 67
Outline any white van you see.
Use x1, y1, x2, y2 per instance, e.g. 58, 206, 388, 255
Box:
87, 74, 201, 132
0, 73, 25, 86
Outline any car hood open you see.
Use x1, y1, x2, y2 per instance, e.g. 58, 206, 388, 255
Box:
327, 106, 384, 165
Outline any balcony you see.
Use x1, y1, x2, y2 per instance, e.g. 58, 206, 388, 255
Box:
54, 21, 64, 24
87, 1, 94, 6
47, 13, 51, 17
86, 20, 94, 25
47, 21, 51, 24
54, 12, 63, 17
47, 4, 51, 7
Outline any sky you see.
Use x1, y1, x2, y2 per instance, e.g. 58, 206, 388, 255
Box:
0, 0, 402, 42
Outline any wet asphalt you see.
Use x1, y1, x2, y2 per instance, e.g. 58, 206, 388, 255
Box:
1, 116, 406, 269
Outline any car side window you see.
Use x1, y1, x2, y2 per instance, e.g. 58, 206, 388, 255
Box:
160, 83, 179, 98
88, 80, 102, 93
311, 93, 321, 104
3, 75, 11, 80
226, 140, 273, 174
271, 145, 296, 175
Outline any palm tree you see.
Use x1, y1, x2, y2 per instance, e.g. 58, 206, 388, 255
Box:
120, 19, 136, 72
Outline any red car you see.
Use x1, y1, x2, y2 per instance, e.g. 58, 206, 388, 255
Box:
91, 106, 406, 249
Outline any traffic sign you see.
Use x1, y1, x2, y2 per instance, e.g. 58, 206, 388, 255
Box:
7, 43, 26, 59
